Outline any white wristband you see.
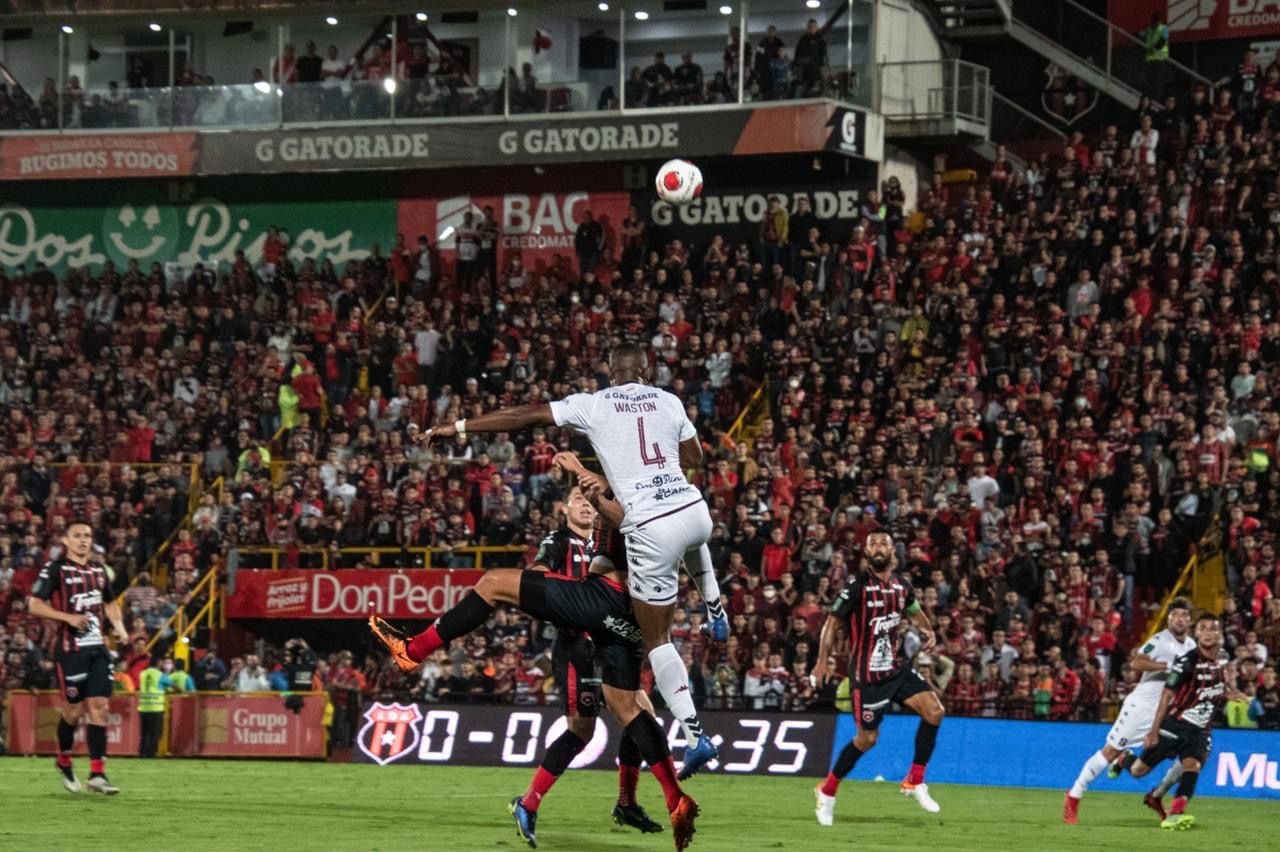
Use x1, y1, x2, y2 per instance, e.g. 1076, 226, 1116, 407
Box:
455, 419, 467, 437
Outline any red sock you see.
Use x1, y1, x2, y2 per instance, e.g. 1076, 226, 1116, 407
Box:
618, 765, 640, 807
56, 753, 72, 769
649, 756, 683, 812
820, 773, 841, 797
1169, 796, 1187, 816
90, 759, 105, 775
520, 767, 559, 812
406, 625, 443, 662
907, 762, 926, 785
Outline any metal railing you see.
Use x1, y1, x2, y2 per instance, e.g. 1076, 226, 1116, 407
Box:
1145, 515, 1224, 642
144, 566, 219, 653
1010, 0, 1212, 103
987, 89, 1066, 165
877, 60, 991, 126
231, 545, 528, 571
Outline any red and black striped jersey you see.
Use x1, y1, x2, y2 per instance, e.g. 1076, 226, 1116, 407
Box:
1164, 647, 1227, 730
30, 558, 113, 657
831, 569, 919, 685
589, 518, 628, 573
533, 527, 593, 580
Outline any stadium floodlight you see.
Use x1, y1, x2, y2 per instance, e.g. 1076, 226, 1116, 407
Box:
805, 0, 820, 7
253, 80, 271, 94
148, 22, 162, 32
325, 16, 339, 25
719, 5, 732, 13
634, 10, 649, 19
61, 25, 73, 34
438, 225, 456, 242
507, 8, 518, 16
382, 77, 397, 94
598, 2, 609, 9
416, 12, 428, 21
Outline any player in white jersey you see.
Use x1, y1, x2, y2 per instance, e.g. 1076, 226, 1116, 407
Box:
422, 343, 723, 779
1063, 598, 1193, 823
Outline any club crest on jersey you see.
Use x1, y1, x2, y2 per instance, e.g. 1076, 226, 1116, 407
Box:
356, 702, 424, 766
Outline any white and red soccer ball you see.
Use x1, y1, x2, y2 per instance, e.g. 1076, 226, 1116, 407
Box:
655, 158, 703, 205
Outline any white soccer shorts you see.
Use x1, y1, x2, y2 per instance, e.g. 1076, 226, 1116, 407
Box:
1105, 692, 1158, 751
623, 499, 713, 606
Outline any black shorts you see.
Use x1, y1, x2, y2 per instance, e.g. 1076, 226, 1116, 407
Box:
552, 630, 602, 718
520, 571, 643, 694
851, 666, 931, 731
56, 646, 113, 704
1140, 718, 1213, 767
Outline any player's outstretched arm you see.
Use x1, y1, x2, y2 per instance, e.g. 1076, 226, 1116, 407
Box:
423, 403, 555, 440
580, 472, 625, 528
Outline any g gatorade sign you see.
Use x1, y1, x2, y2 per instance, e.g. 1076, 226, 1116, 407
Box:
225, 569, 483, 619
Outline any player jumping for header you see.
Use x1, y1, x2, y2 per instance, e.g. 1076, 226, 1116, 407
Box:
811, 531, 944, 824
371, 468, 700, 850
415, 343, 726, 779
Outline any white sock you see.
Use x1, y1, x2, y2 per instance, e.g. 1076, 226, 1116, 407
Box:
1153, 762, 1183, 798
1069, 751, 1110, 798
683, 544, 723, 616
648, 642, 704, 743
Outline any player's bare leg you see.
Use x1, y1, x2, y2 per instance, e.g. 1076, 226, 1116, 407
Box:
1064, 742, 1126, 823
82, 696, 119, 794
55, 703, 84, 793
816, 727, 878, 825
632, 598, 717, 779
899, 691, 943, 813
603, 685, 698, 851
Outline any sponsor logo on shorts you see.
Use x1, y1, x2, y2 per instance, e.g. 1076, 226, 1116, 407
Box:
66, 686, 78, 699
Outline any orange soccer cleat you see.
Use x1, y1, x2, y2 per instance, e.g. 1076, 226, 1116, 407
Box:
670, 794, 700, 852
368, 616, 420, 673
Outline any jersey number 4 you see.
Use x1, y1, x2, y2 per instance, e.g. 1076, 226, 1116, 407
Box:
637, 418, 667, 468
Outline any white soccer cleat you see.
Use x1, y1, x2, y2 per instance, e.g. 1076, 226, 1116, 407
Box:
56, 762, 80, 794
87, 775, 120, 795
814, 784, 836, 826
901, 781, 940, 813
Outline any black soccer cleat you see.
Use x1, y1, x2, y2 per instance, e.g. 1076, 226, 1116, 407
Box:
612, 802, 664, 833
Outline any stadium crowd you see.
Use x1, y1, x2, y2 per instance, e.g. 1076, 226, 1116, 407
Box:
0, 17, 837, 130
3, 47, 1280, 740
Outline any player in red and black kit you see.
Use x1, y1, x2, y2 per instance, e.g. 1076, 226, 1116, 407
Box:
812, 531, 945, 823
27, 520, 129, 795
370, 467, 699, 851
1111, 613, 1233, 831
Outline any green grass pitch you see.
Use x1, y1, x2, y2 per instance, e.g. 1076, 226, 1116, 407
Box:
0, 758, 1272, 851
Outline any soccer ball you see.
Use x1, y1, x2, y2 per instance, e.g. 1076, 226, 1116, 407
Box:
655, 158, 703, 205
